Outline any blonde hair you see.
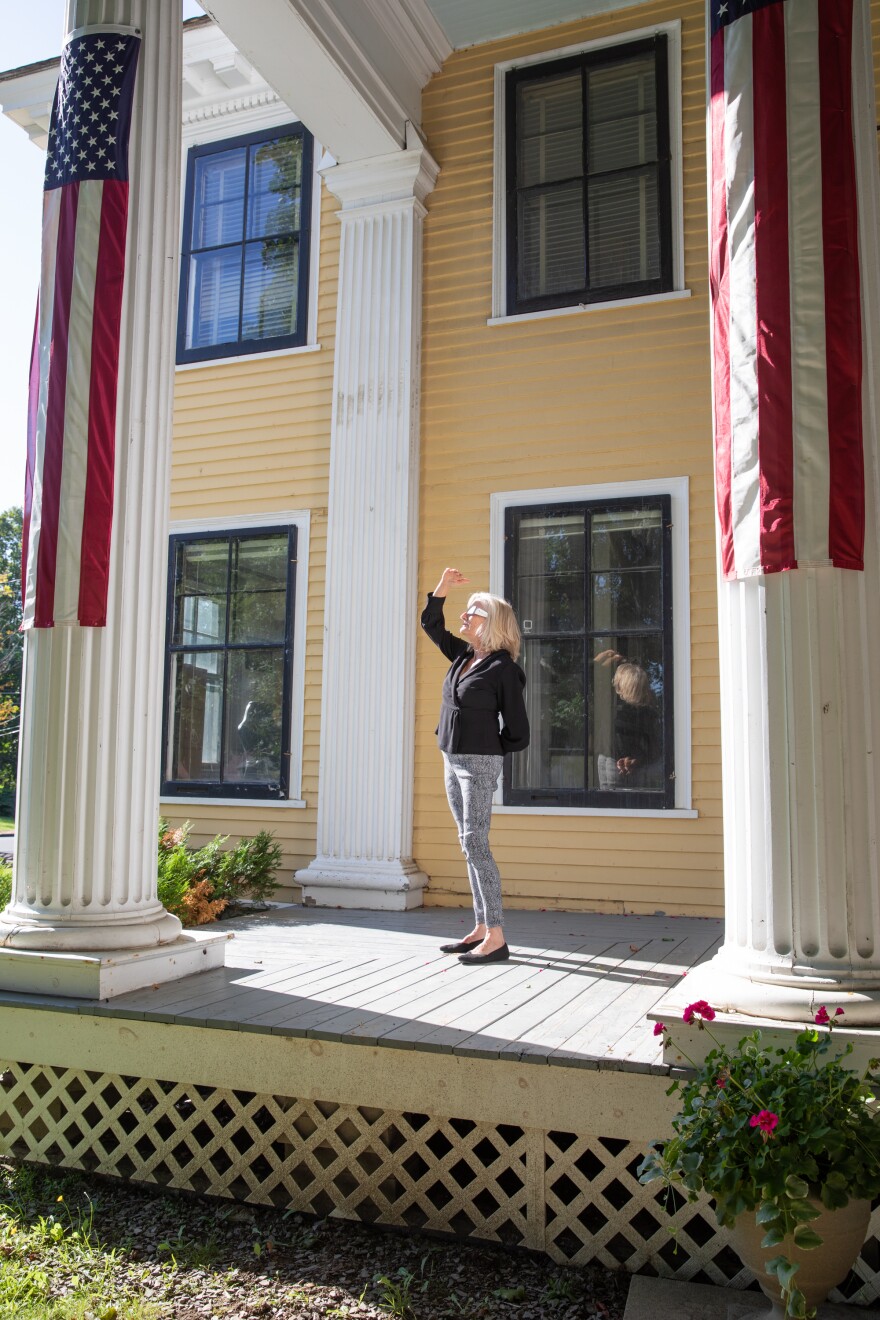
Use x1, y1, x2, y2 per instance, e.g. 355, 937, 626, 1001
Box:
613, 662, 652, 707
468, 592, 522, 662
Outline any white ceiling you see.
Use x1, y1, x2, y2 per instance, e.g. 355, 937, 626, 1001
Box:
423, 0, 647, 50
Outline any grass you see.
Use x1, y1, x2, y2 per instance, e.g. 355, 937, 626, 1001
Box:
0, 817, 12, 831
0, 1165, 163, 1320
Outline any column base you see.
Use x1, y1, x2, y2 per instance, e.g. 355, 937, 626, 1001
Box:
0, 930, 228, 1000
0, 907, 183, 951
658, 954, 880, 1025
295, 858, 428, 910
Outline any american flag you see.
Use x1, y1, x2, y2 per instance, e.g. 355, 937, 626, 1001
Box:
710, 0, 864, 579
22, 27, 140, 628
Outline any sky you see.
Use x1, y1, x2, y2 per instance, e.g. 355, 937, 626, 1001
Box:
0, 2, 203, 516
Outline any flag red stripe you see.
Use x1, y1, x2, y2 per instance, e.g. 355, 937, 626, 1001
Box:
752, 4, 795, 573
818, 0, 864, 570
34, 182, 79, 628
22, 298, 40, 611
78, 181, 128, 627
710, 29, 734, 579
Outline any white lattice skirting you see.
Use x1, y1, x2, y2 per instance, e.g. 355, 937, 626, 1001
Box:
0, 1059, 877, 1305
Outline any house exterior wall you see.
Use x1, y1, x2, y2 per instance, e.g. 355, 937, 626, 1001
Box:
160, 0, 880, 914
414, 0, 723, 917
163, 180, 340, 888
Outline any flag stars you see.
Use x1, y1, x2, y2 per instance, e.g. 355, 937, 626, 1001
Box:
85, 159, 97, 172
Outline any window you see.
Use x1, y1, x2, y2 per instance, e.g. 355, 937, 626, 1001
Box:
177, 123, 313, 363
504, 495, 674, 808
162, 527, 297, 799
505, 36, 672, 315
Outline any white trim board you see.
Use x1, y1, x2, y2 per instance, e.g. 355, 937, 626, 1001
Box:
489, 476, 693, 814
492, 20, 685, 321
167, 509, 311, 807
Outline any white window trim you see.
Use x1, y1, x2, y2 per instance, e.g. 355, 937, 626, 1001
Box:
176, 114, 323, 365
491, 19, 685, 323
489, 476, 693, 816
164, 508, 311, 807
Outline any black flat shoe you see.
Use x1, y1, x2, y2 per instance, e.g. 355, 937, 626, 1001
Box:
439, 937, 482, 953
458, 943, 510, 965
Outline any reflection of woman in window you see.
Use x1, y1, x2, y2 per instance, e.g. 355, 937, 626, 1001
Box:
421, 568, 530, 964
595, 653, 661, 790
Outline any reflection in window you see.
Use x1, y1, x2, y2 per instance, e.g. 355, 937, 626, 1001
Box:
163, 528, 296, 799
506, 498, 673, 807
177, 124, 313, 363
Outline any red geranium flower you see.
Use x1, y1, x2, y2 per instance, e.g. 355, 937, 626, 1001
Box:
815, 1006, 830, 1025
682, 1000, 716, 1025
749, 1110, 779, 1135
653, 1022, 666, 1037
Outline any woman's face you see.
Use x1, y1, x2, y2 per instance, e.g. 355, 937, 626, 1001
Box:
459, 601, 488, 648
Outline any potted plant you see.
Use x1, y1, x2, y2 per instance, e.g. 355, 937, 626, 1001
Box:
638, 1001, 880, 1319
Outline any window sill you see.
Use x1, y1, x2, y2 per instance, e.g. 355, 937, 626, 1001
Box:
175, 343, 322, 372
159, 796, 307, 809
493, 804, 697, 819
487, 288, 691, 328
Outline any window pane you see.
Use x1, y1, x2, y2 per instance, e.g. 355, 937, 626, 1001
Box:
511, 638, 585, 793
242, 237, 298, 340
169, 650, 224, 781
229, 534, 289, 644
591, 633, 665, 793
248, 136, 302, 238
591, 507, 662, 570
191, 148, 246, 248
513, 513, 584, 634
517, 72, 583, 187
519, 185, 585, 299
223, 650, 284, 784
173, 539, 229, 646
187, 247, 242, 348
587, 57, 657, 174
588, 168, 660, 289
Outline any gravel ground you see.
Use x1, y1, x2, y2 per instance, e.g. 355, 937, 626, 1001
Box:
0, 1161, 632, 1319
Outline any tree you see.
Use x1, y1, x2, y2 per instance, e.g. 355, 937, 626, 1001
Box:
0, 508, 23, 814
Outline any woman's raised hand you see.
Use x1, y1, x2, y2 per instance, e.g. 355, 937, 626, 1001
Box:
433, 567, 470, 597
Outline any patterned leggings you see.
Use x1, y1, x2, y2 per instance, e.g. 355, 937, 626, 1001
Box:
442, 752, 505, 928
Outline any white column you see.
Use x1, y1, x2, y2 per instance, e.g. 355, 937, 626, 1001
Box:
669, 0, 880, 1025
296, 136, 438, 910
0, 0, 225, 994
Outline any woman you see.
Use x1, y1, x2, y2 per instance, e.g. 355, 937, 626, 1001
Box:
421, 567, 530, 964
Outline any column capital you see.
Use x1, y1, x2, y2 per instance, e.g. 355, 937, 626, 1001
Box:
320, 133, 439, 214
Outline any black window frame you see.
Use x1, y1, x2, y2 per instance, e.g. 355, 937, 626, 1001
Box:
505, 35, 673, 316
503, 494, 674, 810
161, 525, 298, 801
176, 122, 314, 365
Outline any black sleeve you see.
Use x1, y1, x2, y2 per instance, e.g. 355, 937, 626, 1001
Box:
499, 662, 530, 754
420, 593, 469, 662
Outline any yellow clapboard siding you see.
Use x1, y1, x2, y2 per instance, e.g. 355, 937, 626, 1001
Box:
415, 0, 723, 916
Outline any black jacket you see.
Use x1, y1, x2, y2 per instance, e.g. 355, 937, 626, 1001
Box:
420, 593, 530, 756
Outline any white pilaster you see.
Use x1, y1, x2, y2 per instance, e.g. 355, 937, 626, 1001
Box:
296, 137, 438, 910
664, 0, 880, 1026
0, 0, 225, 988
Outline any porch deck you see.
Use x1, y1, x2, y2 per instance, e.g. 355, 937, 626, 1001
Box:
2, 909, 878, 1305
56, 907, 722, 1070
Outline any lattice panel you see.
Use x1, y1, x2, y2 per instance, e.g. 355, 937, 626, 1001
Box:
0, 1060, 877, 1304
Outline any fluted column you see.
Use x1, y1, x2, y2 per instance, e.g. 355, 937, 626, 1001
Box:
296, 139, 438, 909
0, 1, 223, 983
665, 0, 880, 1025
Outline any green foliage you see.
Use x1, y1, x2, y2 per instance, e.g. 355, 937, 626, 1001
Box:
639, 1017, 880, 1319
157, 820, 281, 926
0, 507, 23, 815
0, 862, 10, 910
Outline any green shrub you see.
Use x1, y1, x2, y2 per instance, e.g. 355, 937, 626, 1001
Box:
0, 861, 11, 909
157, 820, 281, 926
